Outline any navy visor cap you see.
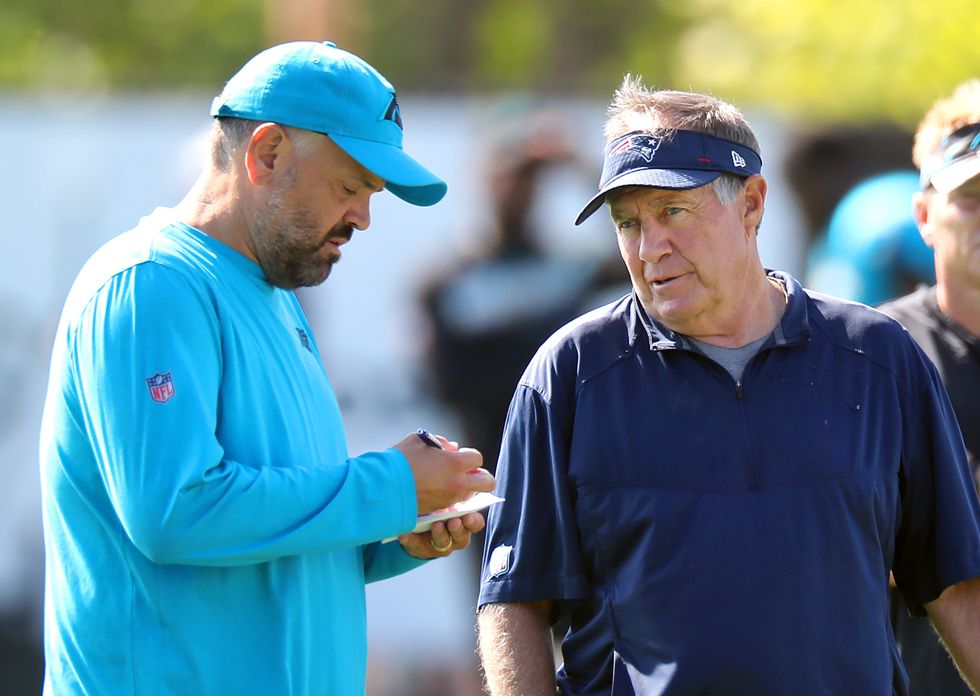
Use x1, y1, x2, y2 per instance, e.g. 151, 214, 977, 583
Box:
575, 129, 762, 225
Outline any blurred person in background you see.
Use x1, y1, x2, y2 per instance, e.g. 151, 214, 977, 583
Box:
39, 41, 495, 696
418, 109, 623, 670
880, 78, 980, 696
784, 125, 936, 305
477, 77, 980, 696
785, 124, 915, 277
806, 170, 935, 306
0, 300, 45, 695
419, 108, 622, 481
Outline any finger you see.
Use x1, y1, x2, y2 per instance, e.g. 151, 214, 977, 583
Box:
430, 433, 453, 450
398, 532, 446, 559
459, 512, 486, 533
447, 517, 474, 547
429, 521, 453, 552
430, 520, 449, 540
439, 438, 460, 452
445, 517, 464, 536
462, 467, 496, 492
454, 447, 485, 471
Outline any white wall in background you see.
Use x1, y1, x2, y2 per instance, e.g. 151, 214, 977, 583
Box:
0, 92, 807, 663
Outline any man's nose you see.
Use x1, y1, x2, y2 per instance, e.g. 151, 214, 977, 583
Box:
344, 200, 371, 231
637, 222, 672, 263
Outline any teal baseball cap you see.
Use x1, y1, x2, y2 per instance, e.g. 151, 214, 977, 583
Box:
210, 41, 447, 206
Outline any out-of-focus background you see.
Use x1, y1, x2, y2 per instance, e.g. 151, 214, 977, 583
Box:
1, 0, 977, 693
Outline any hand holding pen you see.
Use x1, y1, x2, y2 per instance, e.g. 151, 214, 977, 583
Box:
415, 429, 446, 450
395, 429, 493, 514
392, 429, 495, 557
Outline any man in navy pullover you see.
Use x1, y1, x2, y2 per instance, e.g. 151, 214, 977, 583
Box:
477, 77, 980, 695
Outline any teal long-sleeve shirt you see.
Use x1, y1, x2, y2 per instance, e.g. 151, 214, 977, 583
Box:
39, 210, 426, 695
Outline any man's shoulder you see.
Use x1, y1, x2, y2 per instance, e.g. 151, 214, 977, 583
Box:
519, 293, 634, 399
803, 287, 940, 387
60, 211, 210, 328
877, 286, 935, 326
804, 287, 908, 342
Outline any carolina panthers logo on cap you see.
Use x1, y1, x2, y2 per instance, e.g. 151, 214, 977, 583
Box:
382, 91, 403, 130
296, 327, 312, 353
609, 134, 663, 162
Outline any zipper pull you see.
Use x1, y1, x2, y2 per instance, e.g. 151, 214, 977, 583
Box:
735, 381, 744, 399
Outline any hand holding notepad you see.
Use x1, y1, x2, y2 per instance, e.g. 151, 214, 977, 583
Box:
382, 492, 504, 543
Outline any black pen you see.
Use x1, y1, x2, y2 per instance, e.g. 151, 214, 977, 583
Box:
416, 429, 445, 450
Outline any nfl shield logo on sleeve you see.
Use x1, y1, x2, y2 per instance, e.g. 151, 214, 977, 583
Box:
146, 372, 175, 403
488, 545, 513, 579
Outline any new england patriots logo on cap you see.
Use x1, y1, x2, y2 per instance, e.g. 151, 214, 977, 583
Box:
609, 134, 663, 162
382, 91, 403, 130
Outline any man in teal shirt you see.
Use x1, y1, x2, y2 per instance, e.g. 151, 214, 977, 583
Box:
39, 41, 495, 695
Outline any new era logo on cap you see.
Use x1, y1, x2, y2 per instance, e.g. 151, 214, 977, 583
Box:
732, 150, 747, 167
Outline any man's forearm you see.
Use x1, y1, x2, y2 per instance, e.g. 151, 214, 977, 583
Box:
478, 602, 556, 696
926, 577, 980, 693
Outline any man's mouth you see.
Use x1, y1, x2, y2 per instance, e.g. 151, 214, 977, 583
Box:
650, 272, 685, 287
327, 222, 354, 244
315, 226, 353, 254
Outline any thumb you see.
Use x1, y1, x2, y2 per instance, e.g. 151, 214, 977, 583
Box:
452, 446, 485, 472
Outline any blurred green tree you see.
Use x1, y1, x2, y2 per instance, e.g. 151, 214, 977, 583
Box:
0, 0, 262, 91
671, 0, 980, 123
1, 0, 977, 125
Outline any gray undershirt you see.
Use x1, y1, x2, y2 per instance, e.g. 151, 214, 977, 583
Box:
688, 333, 770, 382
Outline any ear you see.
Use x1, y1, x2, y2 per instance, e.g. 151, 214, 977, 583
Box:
912, 190, 934, 248
243, 123, 290, 186
742, 174, 767, 234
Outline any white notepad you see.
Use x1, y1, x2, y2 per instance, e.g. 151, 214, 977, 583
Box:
381, 492, 505, 543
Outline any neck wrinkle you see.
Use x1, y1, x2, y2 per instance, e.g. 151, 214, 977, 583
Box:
690, 273, 786, 349
174, 170, 258, 264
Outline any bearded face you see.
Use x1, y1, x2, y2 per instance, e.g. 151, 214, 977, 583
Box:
249, 168, 353, 289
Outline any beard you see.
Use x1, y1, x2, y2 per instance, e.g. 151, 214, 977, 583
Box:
249, 172, 352, 289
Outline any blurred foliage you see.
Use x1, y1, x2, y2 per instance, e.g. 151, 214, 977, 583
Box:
0, 0, 262, 92
673, 0, 980, 124
1, 0, 978, 125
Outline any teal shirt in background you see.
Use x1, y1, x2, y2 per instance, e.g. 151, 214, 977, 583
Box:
39, 209, 425, 695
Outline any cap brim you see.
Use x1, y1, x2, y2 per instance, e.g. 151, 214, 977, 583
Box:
329, 134, 448, 206
929, 155, 980, 194
574, 169, 722, 225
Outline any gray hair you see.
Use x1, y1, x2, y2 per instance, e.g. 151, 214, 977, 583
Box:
209, 118, 323, 171
711, 173, 747, 205
604, 75, 761, 155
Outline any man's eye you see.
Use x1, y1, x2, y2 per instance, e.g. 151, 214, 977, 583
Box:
665, 207, 683, 216
343, 186, 357, 196
615, 219, 637, 232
